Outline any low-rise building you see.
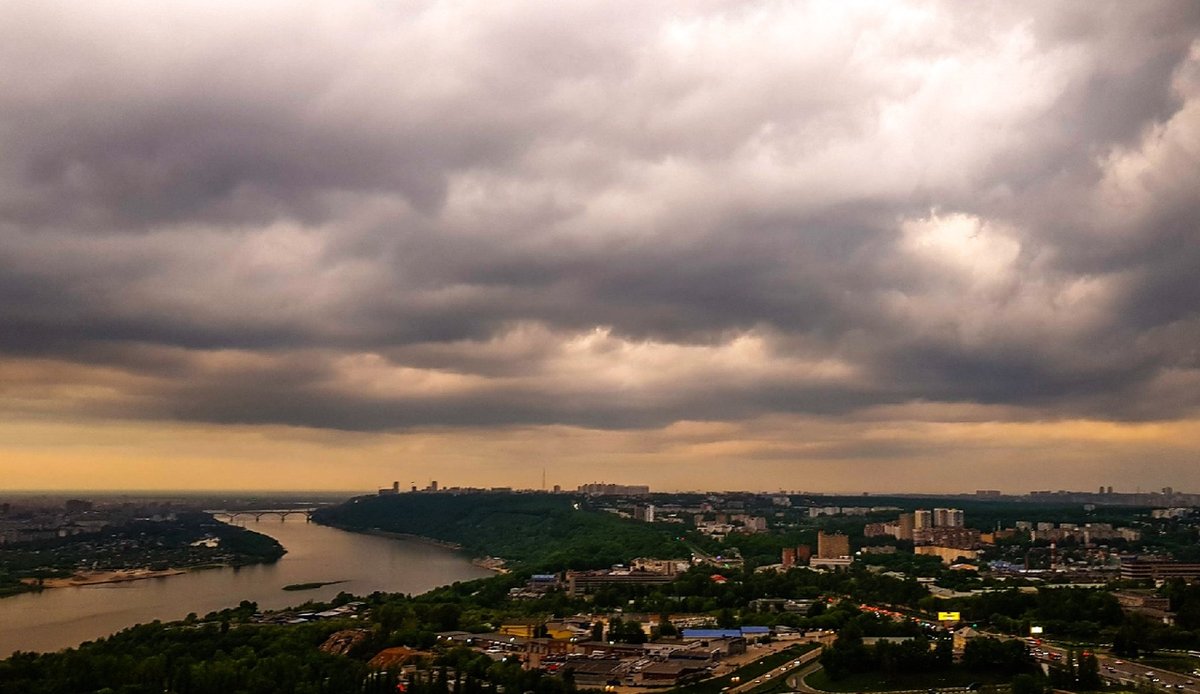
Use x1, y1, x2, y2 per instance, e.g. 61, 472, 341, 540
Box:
564, 659, 624, 688
566, 568, 677, 597
915, 545, 979, 564
953, 626, 982, 652
1120, 560, 1200, 582
635, 661, 707, 687
810, 557, 854, 570
1112, 591, 1175, 624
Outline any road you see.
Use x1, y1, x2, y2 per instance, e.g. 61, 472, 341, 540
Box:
1036, 644, 1199, 693
727, 644, 824, 694
784, 661, 825, 694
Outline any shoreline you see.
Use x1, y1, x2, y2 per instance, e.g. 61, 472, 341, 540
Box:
358, 527, 465, 551
22, 567, 188, 589
12, 557, 278, 594
330, 525, 509, 574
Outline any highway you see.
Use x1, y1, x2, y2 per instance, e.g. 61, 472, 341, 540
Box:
727, 644, 824, 694
762, 600, 1200, 694
1036, 644, 1199, 692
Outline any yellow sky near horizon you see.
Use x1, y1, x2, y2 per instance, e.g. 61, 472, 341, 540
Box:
3, 414, 1197, 494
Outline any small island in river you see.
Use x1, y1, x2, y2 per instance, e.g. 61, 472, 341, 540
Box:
282, 580, 346, 591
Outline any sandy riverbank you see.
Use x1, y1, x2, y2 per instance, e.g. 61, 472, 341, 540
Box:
23, 568, 187, 589
472, 557, 509, 574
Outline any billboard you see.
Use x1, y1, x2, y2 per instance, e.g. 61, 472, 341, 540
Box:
937, 612, 961, 621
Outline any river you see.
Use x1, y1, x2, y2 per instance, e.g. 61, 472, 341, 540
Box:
0, 517, 493, 656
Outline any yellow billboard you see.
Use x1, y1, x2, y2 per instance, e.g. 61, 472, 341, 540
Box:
937, 612, 961, 621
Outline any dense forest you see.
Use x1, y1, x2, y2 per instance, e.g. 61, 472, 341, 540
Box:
313, 494, 690, 570
0, 618, 362, 694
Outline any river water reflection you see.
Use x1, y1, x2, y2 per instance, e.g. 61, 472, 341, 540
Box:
0, 518, 492, 656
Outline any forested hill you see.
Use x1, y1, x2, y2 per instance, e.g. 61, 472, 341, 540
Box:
311, 493, 688, 571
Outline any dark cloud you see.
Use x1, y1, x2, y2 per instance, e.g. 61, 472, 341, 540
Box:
1, 0, 1199, 432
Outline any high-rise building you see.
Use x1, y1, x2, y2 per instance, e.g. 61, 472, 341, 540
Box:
634, 504, 656, 523
913, 509, 932, 530
430, 480, 439, 492
781, 547, 796, 567
817, 530, 850, 559
897, 513, 915, 541
863, 522, 891, 537
932, 508, 964, 527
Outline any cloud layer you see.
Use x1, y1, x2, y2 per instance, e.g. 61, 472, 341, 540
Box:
2, 1, 1199, 487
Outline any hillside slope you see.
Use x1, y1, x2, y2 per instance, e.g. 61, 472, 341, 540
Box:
312, 493, 688, 571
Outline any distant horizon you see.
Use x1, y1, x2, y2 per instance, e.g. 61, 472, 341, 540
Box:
3, 485, 1194, 498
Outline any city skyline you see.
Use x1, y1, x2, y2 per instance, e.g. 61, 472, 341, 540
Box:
2, 2, 1200, 492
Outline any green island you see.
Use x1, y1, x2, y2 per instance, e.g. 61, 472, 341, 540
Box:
284, 581, 348, 592
4, 491, 1200, 694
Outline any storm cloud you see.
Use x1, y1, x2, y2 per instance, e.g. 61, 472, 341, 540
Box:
2, 0, 1199, 450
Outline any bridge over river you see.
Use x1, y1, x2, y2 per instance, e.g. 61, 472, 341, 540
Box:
207, 508, 318, 522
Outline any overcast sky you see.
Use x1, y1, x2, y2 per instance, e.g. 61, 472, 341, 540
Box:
2, 1, 1199, 492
